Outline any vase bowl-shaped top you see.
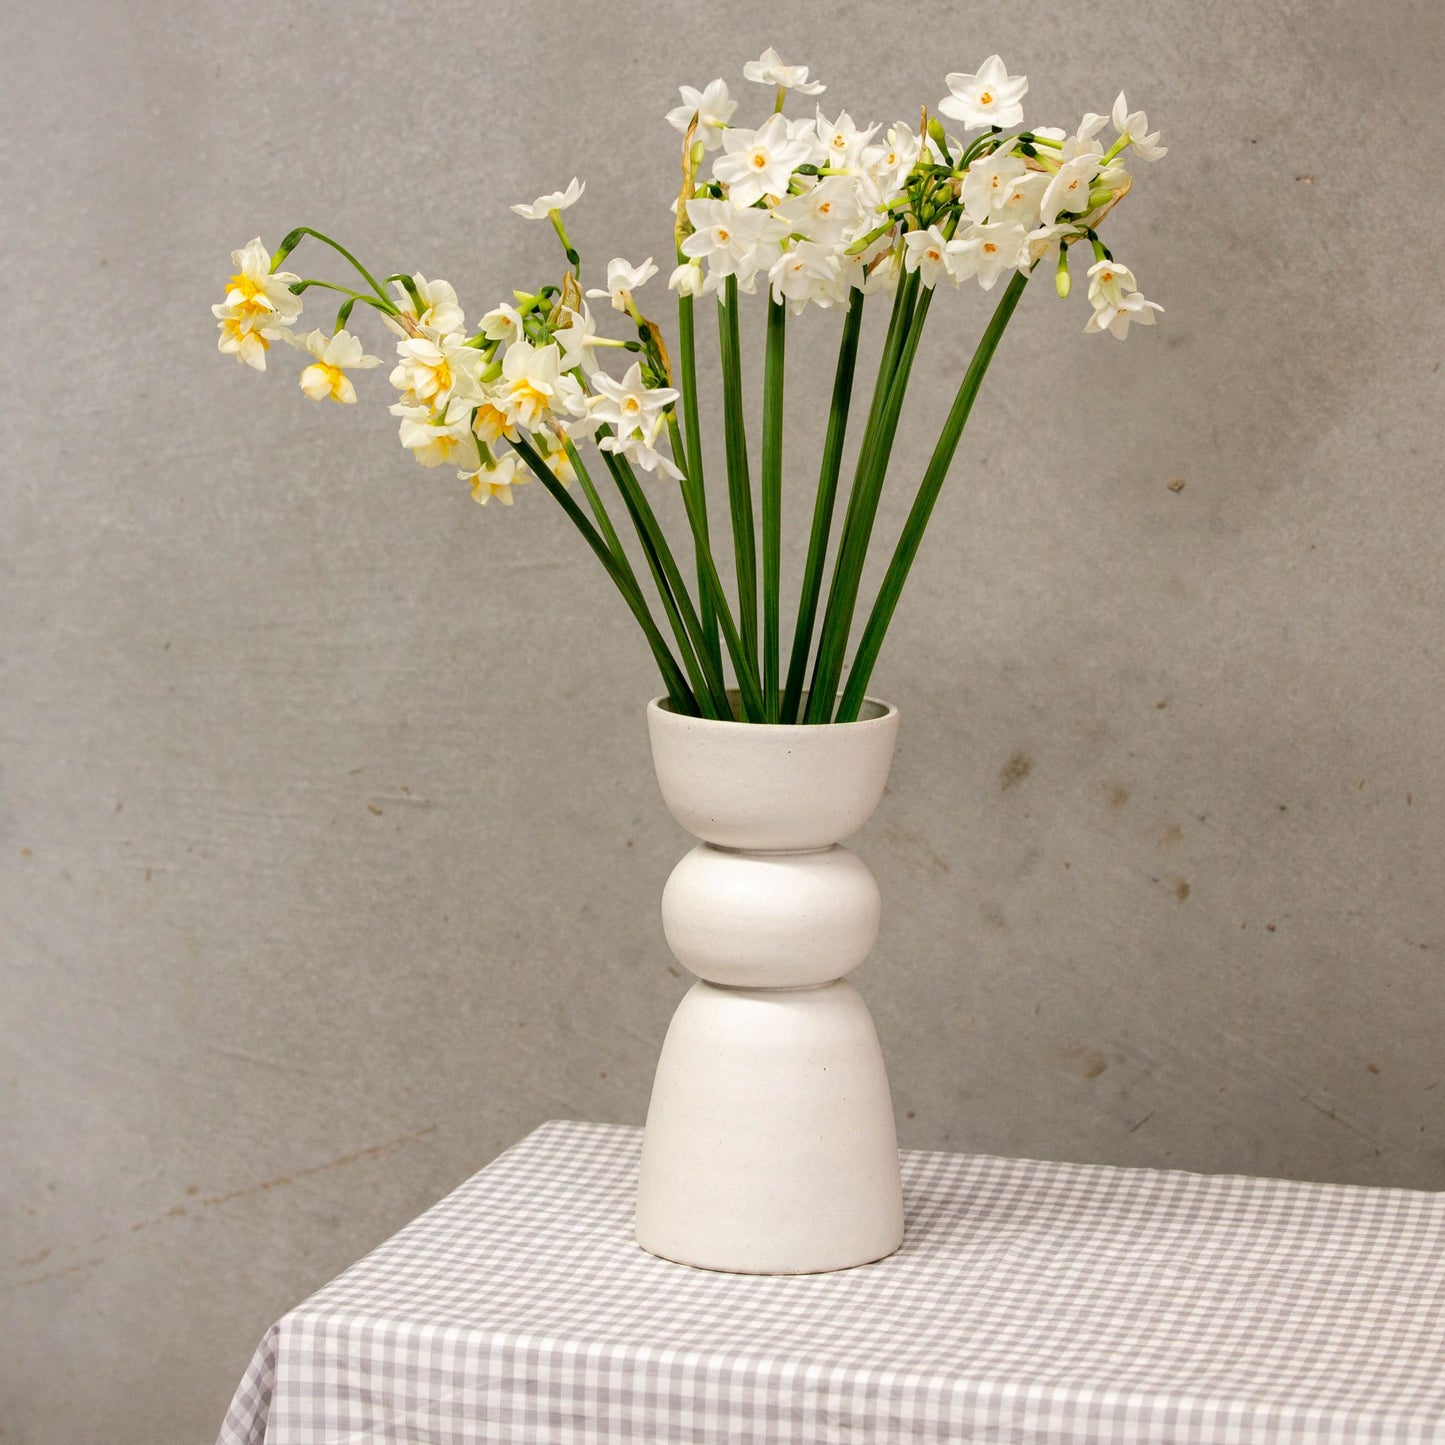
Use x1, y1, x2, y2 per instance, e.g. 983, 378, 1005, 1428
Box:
646, 695, 900, 851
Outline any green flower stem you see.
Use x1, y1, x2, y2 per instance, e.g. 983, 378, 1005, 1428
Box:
382, 272, 424, 314
273, 227, 392, 305
760, 298, 787, 721
675, 291, 722, 676
804, 268, 929, 722
781, 285, 864, 725
549, 211, 581, 272
289, 279, 394, 312
561, 435, 633, 581
594, 446, 733, 720
662, 414, 766, 723
835, 271, 1030, 723
510, 435, 698, 714
717, 276, 759, 682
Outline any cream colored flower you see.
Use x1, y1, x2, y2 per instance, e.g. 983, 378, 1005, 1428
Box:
212, 237, 302, 369
215, 313, 289, 371
460, 450, 531, 506
480, 302, 525, 344
496, 341, 581, 432
466, 388, 521, 446
390, 333, 486, 409
389, 403, 476, 468
386, 273, 465, 335
296, 328, 382, 403
217, 238, 303, 326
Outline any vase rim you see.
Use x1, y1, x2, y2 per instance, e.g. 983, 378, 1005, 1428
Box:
649, 691, 897, 730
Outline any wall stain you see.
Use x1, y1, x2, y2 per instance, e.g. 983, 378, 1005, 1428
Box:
1056, 1045, 1108, 1081
6, 1126, 437, 1289
1001, 753, 1033, 791
1108, 785, 1130, 810
1174, 880, 1191, 901
881, 820, 951, 875
195, 1125, 439, 1210
1298, 1094, 1387, 1150
11, 1259, 105, 1292
1160, 824, 1184, 850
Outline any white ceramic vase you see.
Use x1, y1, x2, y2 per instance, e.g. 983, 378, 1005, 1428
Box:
635, 694, 904, 1274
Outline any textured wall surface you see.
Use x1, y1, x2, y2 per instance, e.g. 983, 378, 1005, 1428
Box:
3, 0, 1443, 1439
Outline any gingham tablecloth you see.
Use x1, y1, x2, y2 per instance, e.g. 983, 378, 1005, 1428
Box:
218, 1120, 1445, 1445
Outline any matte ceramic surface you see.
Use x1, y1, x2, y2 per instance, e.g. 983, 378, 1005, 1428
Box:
647, 695, 900, 851
637, 698, 904, 1274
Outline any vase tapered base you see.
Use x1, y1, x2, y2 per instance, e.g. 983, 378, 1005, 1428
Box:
635, 978, 904, 1275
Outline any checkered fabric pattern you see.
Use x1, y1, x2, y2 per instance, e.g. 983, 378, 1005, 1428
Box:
218, 1120, 1445, 1444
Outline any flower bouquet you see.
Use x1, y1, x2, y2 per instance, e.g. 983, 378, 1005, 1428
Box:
214, 49, 1166, 1272
214, 48, 1163, 728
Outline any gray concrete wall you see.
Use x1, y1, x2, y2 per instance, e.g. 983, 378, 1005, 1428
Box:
3, 0, 1443, 1438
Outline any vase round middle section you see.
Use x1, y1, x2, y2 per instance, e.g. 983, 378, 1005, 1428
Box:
662, 844, 881, 988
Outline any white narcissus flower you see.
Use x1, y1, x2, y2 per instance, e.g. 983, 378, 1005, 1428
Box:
550, 302, 604, 376
1086, 289, 1163, 339
859, 122, 923, 208
860, 244, 904, 295
939, 56, 1028, 131
480, 302, 525, 344
813, 109, 878, 170
1111, 92, 1167, 160
1083, 258, 1163, 338
742, 47, 824, 95
295, 329, 382, 403
945, 223, 1027, 290
902, 225, 955, 288
390, 404, 476, 468
390, 332, 487, 410
1040, 154, 1100, 225
769, 241, 845, 313
961, 149, 1027, 223
1019, 222, 1074, 271
666, 79, 737, 149
1085, 258, 1138, 311
460, 450, 530, 507
1066, 113, 1109, 157
587, 256, 660, 312
681, 197, 789, 293
713, 112, 814, 207
496, 340, 581, 431
669, 260, 706, 297
386, 274, 466, 336
995, 170, 1050, 229
509, 177, 585, 220
575, 362, 684, 481
777, 174, 866, 244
